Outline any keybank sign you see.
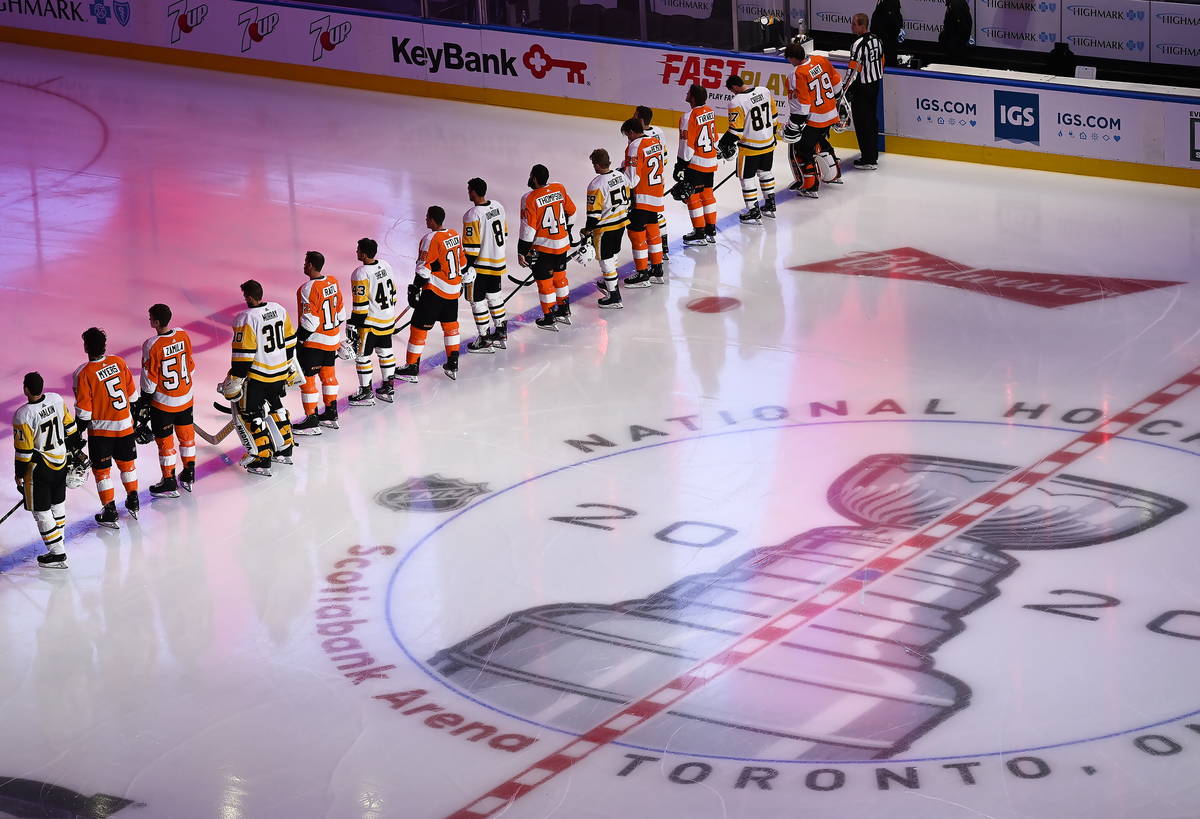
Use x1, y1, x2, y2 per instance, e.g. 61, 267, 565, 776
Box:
994, 90, 1040, 144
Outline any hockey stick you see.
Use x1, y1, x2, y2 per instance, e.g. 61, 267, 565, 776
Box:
194, 420, 235, 445
501, 273, 535, 308
712, 168, 738, 192
1, 499, 22, 527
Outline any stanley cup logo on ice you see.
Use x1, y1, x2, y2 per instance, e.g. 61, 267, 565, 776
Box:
431, 453, 1184, 759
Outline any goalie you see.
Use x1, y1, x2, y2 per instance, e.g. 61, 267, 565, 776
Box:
782, 39, 844, 199
220, 280, 298, 477
12, 372, 85, 568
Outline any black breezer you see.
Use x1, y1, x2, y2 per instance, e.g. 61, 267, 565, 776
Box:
472, 273, 502, 298
684, 167, 714, 190
88, 432, 137, 469
411, 289, 460, 328
150, 405, 194, 440
739, 151, 774, 178
596, 227, 625, 259
22, 458, 66, 512
358, 329, 394, 357
530, 250, 567, 282
297, 345, 337, 376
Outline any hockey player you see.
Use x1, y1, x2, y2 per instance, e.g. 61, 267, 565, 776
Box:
675, 84, 720, 247
634, 106, 670, 261
293, 251, 346, 434
397, 206, 469, 382
14, 372, 83, 568
347, 238, 400, 406
221, 280, 297, 477
462, 178, 509, 354
582, 147, 630, 309
518, 164, 577, 331
619, 119, 667, 289
721, 74, 779, 223
783, 39, 843, 199
139, 303, 197, 497
74, 327, 140, 527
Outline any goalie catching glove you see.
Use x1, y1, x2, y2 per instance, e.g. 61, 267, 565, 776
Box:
782, 114, 807, 143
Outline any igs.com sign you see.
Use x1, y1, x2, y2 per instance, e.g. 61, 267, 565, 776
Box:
994, 90, 1040, 144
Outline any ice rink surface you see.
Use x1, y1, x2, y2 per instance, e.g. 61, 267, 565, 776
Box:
2, 42, 1200, 819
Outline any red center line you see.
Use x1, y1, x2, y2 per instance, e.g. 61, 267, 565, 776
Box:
447, 365, 1200, 819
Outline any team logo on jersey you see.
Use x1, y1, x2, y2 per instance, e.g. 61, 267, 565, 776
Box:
309, 15, 351, 62
792, 247, 1181, 308
522, 44, 587, 84
167, 0, 207, 43
375, 474, 490, 513
238, 7, 279, 52
0, 776, 140, 817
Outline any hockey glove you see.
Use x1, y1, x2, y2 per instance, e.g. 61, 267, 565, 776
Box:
782, 114, 808, 143
717, 132, 738, 160
218, 374, 245, 401
672, 161, 687, 183
406, 283, 422, 310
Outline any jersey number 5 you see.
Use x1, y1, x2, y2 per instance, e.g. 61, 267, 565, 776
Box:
102, 375, 128, 411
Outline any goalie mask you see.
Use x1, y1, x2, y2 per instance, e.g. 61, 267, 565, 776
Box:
831, 97, 853, 133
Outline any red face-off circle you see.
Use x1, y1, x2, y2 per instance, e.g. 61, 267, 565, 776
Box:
686, 296, 741, 313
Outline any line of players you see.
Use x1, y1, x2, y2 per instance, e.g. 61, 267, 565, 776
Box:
9, 46, 850, 569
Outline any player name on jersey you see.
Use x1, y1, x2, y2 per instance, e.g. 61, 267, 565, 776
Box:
535, 191, 564, 208
641, 143, 664, 159
161, 340, 186, 357
94, 363, 120, 381
695, 110, 716, 126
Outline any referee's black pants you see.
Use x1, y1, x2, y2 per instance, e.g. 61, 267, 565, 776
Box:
849, 80, 880, 164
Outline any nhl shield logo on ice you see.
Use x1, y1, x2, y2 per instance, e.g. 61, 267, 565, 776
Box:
376, 474, 490, 513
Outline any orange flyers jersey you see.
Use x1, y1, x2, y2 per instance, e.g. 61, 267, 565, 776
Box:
789, 55, 843, 127
297, 275, 346, 351
418, 228, 471, 299
520, 183, 577, 253
623, 135, 667, 213
74, 355, 136, 437
678, 105, 719, 172
140, 329, 196, 411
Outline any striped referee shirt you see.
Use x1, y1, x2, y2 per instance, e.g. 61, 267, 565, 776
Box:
849, 32, 885, 85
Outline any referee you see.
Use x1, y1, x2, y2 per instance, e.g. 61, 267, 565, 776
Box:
847, 13, 884, 170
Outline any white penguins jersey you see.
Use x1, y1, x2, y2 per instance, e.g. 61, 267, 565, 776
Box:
462, 201, 508, 275
585, 170, 631, 233
644, 124, 670, 163
350, 259, 401, 334
727, 86, 779, 155
13, 393, 76, 471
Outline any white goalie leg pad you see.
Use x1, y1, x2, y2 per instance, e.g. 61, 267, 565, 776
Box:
264, 405, 286, 452
815, 151, 839, 183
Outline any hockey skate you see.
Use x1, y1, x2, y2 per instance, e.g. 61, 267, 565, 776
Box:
799, 189, 819, 199
554, 302, 572, 325
149, 476, 180, 498
705, 225, 717, 244
490, 321, 508, 350
179, 463, 195, 492
396, 363, 420, 383
739, 206, 763, 225
534, 314, 559, 332
292, 414, 323, 436
624, 270, 652, 289
649, 264, 665, 286
37, 552, 68, 569
349, 387, 375, 407
319, 404, 339, 429
596, 282, 622, 309
467, 336, 495, 354
444, 352, 460, 381
244, 457, 272, 477
682, 229, 708, 247
95, 501, 119, 530
762, 195, 777, 218
375, 378, 395, 403
125, 491, 139, 520
274, 446, 294, 465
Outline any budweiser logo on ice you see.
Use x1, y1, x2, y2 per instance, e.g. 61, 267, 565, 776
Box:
792, 247, 1181, 308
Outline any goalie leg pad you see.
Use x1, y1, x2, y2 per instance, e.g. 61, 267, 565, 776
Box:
815, 151, 840, 183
